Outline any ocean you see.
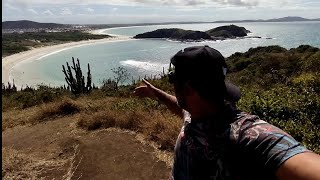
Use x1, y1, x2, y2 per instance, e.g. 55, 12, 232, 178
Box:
10, 21, 320, 87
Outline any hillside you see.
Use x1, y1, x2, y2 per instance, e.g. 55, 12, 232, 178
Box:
2, 31, 110, 57
134, 25, 251, 41
206, 25, 250, 38
266, 16, 316, 22
2, 45, 320, 179
2, 20, 69, 29
134, 28, 212, 41
226, 45, 320, 153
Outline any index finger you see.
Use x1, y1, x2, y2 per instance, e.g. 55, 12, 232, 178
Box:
142, 78, 152, 86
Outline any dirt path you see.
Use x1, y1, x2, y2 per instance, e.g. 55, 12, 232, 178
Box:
2, 117, 171, 179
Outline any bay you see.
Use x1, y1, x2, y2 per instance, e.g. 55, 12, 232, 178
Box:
11, 21, 320, 87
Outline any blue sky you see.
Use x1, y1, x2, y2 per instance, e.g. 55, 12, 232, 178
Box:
2, 0, 320, 24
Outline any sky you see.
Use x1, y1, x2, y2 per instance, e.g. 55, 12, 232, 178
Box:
2, 0, 320, 24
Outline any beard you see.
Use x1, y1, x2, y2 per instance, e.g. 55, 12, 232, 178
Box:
176, 94, 187, 110
175, 87, 189, 111
174, 82, 190, 111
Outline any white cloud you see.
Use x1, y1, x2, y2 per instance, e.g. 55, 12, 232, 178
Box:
27, 9, 38, 14
215, 0, 259, 6
2, 0, 319, 23
43, 10, 54, 16
1, 0, 302, 7
4, 3, 20, 11
61, 7, 72, 15
86, 7, 94, 12
176, 8, 202, 11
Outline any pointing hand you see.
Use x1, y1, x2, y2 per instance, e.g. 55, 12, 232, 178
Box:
134, 79, 156, 98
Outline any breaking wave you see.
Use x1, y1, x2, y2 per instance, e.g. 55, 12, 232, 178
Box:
120, 59, 168, 73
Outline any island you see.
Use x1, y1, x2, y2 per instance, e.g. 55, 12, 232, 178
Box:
134, 25, 256, 41
134, 28, 212, 41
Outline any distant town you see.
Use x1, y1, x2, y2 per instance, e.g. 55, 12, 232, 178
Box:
2, 25, 93, 34
2, 26, 92, 34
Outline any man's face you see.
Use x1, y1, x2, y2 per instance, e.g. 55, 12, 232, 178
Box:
169, 63, 191, 110
174, 81, 189, 110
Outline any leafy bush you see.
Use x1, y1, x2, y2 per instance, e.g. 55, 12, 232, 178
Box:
2, 31, 110, 57
2, 85, 69, 111
226, 45, 320, 153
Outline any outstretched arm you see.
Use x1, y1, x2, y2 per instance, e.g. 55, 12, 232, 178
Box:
233, 117, 320, 180
276, 152, 320, 180
134, 79, 183, 118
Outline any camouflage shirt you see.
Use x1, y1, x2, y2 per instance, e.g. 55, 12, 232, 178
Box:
172, 110, 308, 180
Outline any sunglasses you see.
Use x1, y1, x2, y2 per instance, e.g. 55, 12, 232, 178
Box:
168, 62, 178, 84
168, 70, 176, 84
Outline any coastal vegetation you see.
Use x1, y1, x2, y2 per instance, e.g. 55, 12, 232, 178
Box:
134, 28, 212, 41
2, 20, 69, 30
62, 58, 93, 95
206, 24, 250, 38
227, 45, 320, 152
134, 25, 252, 41
2, 45, 320, 154
2, 31, 110, 57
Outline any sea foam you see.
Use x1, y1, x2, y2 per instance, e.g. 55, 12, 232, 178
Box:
120, 60, 168, 72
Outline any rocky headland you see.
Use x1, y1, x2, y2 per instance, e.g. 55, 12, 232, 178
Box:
134, 25, 259, 41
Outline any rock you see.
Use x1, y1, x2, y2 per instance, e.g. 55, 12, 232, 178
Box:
133, 25, 255, 42
134, 28, 212, 41
208, 30, 234, 38
246, 36, 262, 39
206, 25, 250, 38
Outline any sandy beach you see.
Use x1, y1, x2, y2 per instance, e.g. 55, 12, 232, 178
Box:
2, 34, 132, 85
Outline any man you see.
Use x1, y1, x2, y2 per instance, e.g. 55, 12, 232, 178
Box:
134, 45, 320, 180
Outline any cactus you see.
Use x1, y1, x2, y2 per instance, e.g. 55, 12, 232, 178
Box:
2, 80, 17, 94
62, 57, 92, 94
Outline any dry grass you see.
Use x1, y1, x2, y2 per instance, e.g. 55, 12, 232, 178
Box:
63, 144, 83, 180
2, 147, 67, 179
2, 96, 123, 131
3, 95, 182, 152
2, 98, 82, 131
35, 98, 81, 122
2, 108, 40, 131
2, 94, 181, 178
77, 107, 181, 151
2, 145, 82, 180
135, 133, 174, 167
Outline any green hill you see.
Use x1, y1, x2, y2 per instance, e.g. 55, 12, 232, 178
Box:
134, 25, 252, 41
2, 20, 69, 29
2, 45, 320, 154
134, 28, 212, 41
224, 45, 320, 152
206, 25, 250, 38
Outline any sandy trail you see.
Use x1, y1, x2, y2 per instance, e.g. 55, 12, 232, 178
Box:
2, 117, 171, 179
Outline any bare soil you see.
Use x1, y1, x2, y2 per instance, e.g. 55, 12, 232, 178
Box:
2, 116, 171, 179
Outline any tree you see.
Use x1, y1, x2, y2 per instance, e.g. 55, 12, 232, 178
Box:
111, 67, 130, 90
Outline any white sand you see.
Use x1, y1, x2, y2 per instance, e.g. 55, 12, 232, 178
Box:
2, 35, 132, 85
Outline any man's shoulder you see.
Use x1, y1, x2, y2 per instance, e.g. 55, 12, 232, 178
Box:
229, 112, 291, 141
229, 112, 264, 138
227, 112, 309, 173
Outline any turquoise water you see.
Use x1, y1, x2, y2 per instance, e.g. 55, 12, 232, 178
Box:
12, 21, 320, 87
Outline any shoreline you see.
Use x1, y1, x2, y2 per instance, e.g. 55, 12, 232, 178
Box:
2, 35, 133, 86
